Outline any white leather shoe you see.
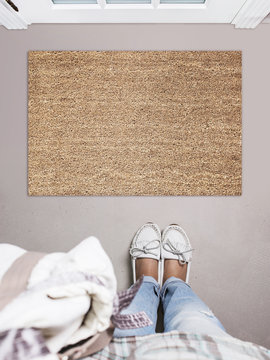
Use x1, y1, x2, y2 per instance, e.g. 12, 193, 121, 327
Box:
130, 222, 162, 285
161, 224, 193, 284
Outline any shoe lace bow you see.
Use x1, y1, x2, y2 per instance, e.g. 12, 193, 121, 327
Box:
163, 239, 194, 265
130, 239, 160, 258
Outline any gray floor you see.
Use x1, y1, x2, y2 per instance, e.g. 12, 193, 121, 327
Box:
0, 23, 270, 348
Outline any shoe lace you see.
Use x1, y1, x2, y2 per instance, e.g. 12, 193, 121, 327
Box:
130, 239, 160, 258
163, 239, 194, 265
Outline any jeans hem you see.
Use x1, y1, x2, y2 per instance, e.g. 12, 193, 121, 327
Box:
142, 275, 160, 287
161, 276, 190, 299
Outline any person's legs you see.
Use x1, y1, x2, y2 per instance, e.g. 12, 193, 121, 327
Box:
161, 276, 229, 337
113, 276, 160, 337
161, 225, 229, 338
113, 223, 161, 337
116, 222, 228, 338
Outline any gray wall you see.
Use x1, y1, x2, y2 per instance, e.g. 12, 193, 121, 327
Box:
0, 23, 270, 348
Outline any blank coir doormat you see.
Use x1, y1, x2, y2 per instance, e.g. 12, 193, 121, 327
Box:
28, 51, 241, 196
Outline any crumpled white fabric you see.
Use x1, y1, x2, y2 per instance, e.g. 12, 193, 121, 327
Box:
0, 237, 117, 353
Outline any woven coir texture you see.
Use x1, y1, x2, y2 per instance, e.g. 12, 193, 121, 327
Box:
28, 51, 242, 196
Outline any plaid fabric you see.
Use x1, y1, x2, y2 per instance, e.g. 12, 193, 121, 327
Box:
0, 328, 51, 360
85, 331, 270, 360
112, 278, 152, 330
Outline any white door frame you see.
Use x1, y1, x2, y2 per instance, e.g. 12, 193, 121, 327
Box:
1, 0, 270, 28
232, 0, 270, 28
0, 0, 29, 29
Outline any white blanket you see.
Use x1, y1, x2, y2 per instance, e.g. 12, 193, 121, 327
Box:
0, 237, 117, 353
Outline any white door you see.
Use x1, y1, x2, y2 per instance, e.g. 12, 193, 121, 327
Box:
18, 0, 248, 24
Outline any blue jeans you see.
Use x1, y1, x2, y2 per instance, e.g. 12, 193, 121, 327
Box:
114, 276, 229, 337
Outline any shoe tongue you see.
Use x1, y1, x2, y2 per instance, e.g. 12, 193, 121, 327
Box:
169, 237, 185, 250
168, 229, 186, 249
